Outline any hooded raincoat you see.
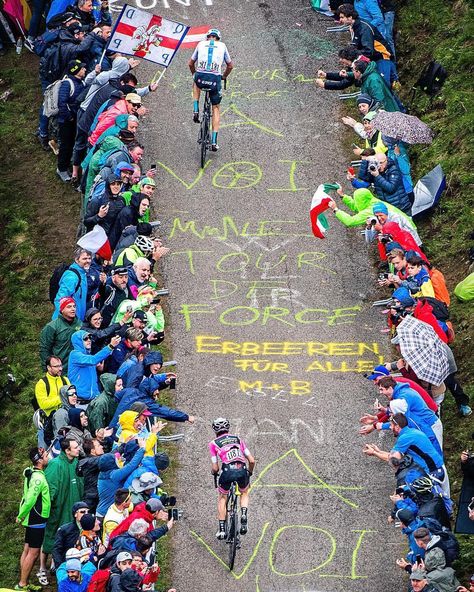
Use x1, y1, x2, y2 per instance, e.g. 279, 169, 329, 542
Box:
87, 373, 119, 435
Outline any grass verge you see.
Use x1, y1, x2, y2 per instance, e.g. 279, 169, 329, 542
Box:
0, 53, 172, 587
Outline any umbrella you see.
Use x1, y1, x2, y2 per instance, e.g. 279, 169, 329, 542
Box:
395, 316, 449, 386
373, 111, 434, 145
412, 165, 446, 216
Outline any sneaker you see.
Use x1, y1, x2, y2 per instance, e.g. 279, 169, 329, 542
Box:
36, 571, 48, 586
24, 38, 35, 53
27, 585, 42, 591
459, 405, 472, 417
240, 515, 248, 535
14, 585, 28, 591
193, 111, 200, 123
56, 169, 71, 182
211, 143, 219, 152
215, 529, 226, 540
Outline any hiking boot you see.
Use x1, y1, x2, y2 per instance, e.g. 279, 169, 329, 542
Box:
39, 136, 51, 151
56, 169, 71, 182
211, 143, 219, 152
193, 111, 200, 123
240, 514, 248, 535
459, 405, 472, 417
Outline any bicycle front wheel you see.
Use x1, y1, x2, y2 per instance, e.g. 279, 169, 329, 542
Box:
227, 512, 239, 571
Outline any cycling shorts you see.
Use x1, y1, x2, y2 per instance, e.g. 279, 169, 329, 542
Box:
218, 464, 249, 494
25, 525, 45, 548
194, 72, 222, 105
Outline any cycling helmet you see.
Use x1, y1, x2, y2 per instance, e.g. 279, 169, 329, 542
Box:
212, 417, 230, 434
410, 476, 433, 494
135, 235, 154, 254
33, 409, 45, 430
206, 28, 221, 40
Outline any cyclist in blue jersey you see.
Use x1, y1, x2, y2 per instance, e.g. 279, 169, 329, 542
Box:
188, 28, 233, 152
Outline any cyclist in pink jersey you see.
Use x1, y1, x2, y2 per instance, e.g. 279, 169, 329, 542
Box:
209, 418, 255, 540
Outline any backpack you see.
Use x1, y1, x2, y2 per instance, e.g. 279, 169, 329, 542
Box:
429, 268, 451, 306
429, 530, 460, 566
43, 77, 75, 118
419, 297, 449, 322
86, 568, 112, 592
414, 61, 448, 96
49, 264, 82, 303
39, 42, 64, 84
33, 29, 61, 57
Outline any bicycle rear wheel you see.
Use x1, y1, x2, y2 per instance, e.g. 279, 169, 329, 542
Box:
227, 512, 239, 571
199, 113, 209, 169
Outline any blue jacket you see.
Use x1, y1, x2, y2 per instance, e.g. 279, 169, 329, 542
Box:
392, 427, 444, 474
96, 448, 145, 516
109, 383, 188, 428
58, 573, 91, 592
67, 330, 113, 400
402, 518, 426, 563
53, 263, 88, 321
111, 524, 168, 551
58, 75, 85, 123
359, 158, 412, 214
354, 0, 386, 37
105, 339, 133, 374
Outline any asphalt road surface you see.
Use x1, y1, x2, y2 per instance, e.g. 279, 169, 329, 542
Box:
130, 0, 405, 589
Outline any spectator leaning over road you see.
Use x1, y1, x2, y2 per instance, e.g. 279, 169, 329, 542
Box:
56, 60, 87, 183
81, 308, 128, 354
15, 447, 50, 592
68, 330, 121, 403
53, 248, 92, 322
40, 298, 81, 373
408, 569, 441, 592
352, 59, 400, 112
314, 45, 359, 91
42, 438, 84, 569
357, 153, 412, 214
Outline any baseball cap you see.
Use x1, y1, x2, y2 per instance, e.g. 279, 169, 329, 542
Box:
363, 111, 377, 122
366, 365, 390, 381
66, 22, 83, 35
145, 498, 165, 513
116, 551, 133, 563
111, 266, 129, 276
125, 93, 142, 105
132, 310, 147, 321
129, 401, 152, 416
69, 60, 86, 74
410, 570, 427, 581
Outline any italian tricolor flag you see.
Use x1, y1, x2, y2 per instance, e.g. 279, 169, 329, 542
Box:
310, 184, 338, 239
77, 225, 113, 261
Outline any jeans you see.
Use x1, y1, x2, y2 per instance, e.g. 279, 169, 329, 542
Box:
38, 78, 50, 139
58, 118, 77, 172
384, 10, 396, 59
28, 0, 48, 38
445, 373, 470, 407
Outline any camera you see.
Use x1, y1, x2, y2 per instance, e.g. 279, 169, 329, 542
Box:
378, 273, 389, 280
168, 508, 182, 520
160, 495, 176, 507
168, 377, 176, 389
369, 163, 378, 172
379, 234, 391, 244
368, 216, 378, 226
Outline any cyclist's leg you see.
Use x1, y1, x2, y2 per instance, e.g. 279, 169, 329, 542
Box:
216, 472, 231, 539
237, 469, 250, 534
192, 80, 201, 122
210, 78, 223, 149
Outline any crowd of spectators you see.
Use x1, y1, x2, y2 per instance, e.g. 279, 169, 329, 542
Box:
5, 0, 473, 591
12, 1, 196, 591
316, 2, 474, 591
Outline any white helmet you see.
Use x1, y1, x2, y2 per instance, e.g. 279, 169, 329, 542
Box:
206, 28, 221, 40
135, 235, 154, 254
212, 417, 230, 434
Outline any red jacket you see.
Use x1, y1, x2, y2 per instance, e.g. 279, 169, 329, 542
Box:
109, 502, 153, 541
89, 100, 128, 146
413, 300, 448, 344
382, 222, 430, 264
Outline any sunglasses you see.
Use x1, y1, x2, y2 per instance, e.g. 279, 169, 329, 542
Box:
83, 336, 92, 341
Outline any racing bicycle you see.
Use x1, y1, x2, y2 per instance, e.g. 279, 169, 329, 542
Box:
197, 89, 212, 169
214, 474, 241, 571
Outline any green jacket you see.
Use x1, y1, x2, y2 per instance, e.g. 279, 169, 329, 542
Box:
85, 136, 123, 199
43, 452, 83, 553
121, 187, 150, 223
360, 61, 400, 112
39, 315, 81, 373
335, 188, 417, 229
87, 373, 118, 435
17, 468, 51, 526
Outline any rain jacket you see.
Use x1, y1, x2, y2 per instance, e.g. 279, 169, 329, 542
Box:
43, 452, 84, 553
424, 548, 460, 592
359, 60, 400, 112
84, 136, 123, 199
108, 193, 149, 251
53, 263, 89, 322
403, 268, 435, 299
353, 0, 386, 36
117, 410, 157, 456
381, 222, 429, 263
52, 385, 77, 437
35, 373, 70, 416
87, 373, 119, 434
17, 467, 50, 526
76, 454, 101, 511
401, 516, 426, 563
81, 57, 130, 112
412, 300, 448, 343
66, 407, 92, 453
90, 113, 130, 148
39, 314, 81, 372
96, 448, 145, 516
68, 330, 114, 401
83, 183, 126, 234
358, 159, 412, 214
89, 99, 130, 145
58, 573, 91, 592
334, 188, 419, 239
108, 501, 154, 541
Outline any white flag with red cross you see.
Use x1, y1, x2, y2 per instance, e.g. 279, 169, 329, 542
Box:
108, 4, 190, 67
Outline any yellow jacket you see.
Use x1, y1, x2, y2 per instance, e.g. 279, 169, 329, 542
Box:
118, 410, 157, 456
35, 374, 70, 416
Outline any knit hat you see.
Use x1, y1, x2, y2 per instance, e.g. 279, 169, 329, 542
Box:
363, 111, 377, 122
66, 559, 82, 572
356, 93, 373, 106
71, 501, 89, 516
392, 287, 416, 308
80, 512, 96, 530
373, 202, 389, 215
395, 508, 415, 525
68, 59, 85, 74
60, 297, 76, 312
